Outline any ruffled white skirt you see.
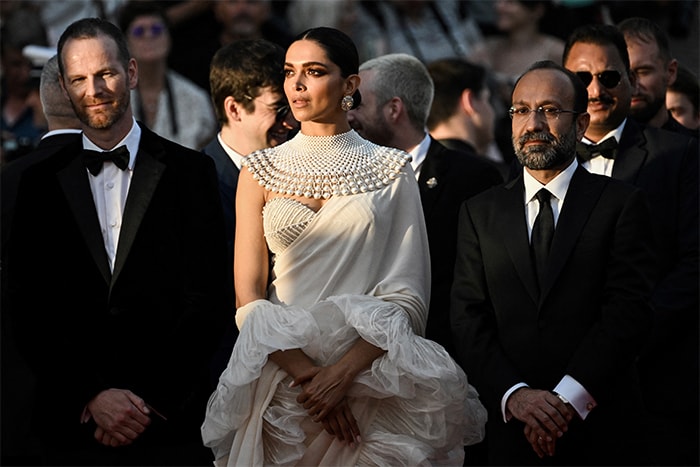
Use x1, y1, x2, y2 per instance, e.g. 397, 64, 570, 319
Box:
201, 295, 487, 466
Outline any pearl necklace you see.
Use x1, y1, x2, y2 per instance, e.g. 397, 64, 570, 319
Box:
243, 130, 411, 199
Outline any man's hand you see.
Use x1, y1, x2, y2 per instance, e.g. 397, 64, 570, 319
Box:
506, 388, 574, 457
86, 389, 152, 447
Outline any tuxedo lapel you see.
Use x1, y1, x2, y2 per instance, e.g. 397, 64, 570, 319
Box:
612, 121, 648, 184
540, 168, 604, 301
417, 140, 447, 216
111, 138, 166, 290
501, 177, 540, 303
57, 154, 112, 284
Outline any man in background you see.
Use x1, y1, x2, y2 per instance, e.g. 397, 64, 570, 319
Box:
202, 38, 297, 384
427, 57, 508, 178
618, 16, 696, 136
563, 23, 699, 466
347, 52, 502, 359
1, 53, 82, 466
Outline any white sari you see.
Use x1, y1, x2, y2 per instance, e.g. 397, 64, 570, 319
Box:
202, 131, 486, 466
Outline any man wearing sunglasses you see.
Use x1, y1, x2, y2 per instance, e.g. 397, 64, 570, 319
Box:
563, 24, 699, 467
202, 39, 298, 385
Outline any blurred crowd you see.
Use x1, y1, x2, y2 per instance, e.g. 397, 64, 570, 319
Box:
1, 0, 698, 164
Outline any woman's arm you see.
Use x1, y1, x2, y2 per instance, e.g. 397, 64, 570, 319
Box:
234, 169, 269, 308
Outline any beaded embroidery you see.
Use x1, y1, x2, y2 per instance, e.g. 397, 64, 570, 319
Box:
242, 130, 411, 199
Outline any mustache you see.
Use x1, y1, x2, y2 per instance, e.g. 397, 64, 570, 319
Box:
518, 132, 555, 145
588, 96, 615, 105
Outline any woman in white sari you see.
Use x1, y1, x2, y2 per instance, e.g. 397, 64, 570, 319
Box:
201, 27, 486, 466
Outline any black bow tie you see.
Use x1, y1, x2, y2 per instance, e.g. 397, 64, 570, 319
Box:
82, 146, 130, 175
576, 139, 618, 162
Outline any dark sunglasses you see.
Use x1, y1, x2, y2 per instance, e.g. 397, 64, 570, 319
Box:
576, 70, 622, 89
129, 23, 166, 38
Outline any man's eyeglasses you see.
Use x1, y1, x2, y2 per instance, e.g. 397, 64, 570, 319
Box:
245, 94, 290, 123
129, 23, 166, 38
575, 70, 622, 89
275, 104, 290, 123
508, 106, 580, 122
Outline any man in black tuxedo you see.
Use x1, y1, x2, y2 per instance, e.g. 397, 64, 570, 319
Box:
1, 53, 81, 466
202, 38, 297, 385
618, 17, 698, 138
451, 60, 657, 465
427, 57, 509, 178
347, 52, 503, 358
6, 18, 230, 466
563, 24, 699, 466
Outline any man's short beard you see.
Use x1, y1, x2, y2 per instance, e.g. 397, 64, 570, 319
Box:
513, 128, 576, 170
630, 95, 665, 123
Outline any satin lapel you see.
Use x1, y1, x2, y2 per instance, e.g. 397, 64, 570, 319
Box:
501, 177, 539, 303
612, 121, 648, 184
111, 145, 165, 289
57, 155, 112, 284
417, 140, 446, 217
540, 168, 603, 302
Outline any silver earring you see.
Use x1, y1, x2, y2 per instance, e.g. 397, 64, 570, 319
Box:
341, 95, 354, 111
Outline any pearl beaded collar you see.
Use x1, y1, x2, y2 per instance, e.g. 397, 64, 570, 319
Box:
243, 130, 411, 199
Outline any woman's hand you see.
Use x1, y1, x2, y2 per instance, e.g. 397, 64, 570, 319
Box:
293, 364, 354, 422
292, 367, 360, 444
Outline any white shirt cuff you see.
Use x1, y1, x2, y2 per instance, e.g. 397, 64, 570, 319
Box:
553, 374, 597, 420
501, 382, 529, 422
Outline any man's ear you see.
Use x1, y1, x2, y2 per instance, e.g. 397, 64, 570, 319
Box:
460, 88, 476, 115
666, 58, 678, 87
225, 96, 247, 122
384, 96, 403, 123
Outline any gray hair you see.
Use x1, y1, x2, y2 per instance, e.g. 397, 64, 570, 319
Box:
40, 55, 75, 119
359, 53, 434, 131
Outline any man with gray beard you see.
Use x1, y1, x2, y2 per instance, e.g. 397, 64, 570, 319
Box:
450, 60, 658, 465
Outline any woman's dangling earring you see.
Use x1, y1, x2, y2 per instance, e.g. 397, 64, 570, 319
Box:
341, 95, 354, 111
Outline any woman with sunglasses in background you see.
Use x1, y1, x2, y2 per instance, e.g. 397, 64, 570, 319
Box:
118, 1, 216, 150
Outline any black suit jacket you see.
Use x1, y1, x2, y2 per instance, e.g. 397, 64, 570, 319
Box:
201, 137, 240, 386
418, 138, 502, 356
451, 166, 657, 464
7, 125, 230, 463
599, 120, 699, 413
1, 131, 81, 463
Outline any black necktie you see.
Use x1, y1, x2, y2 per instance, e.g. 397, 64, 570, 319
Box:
82, 146, 130, 176
531, 188, 554, 290
576, 138, 618, 162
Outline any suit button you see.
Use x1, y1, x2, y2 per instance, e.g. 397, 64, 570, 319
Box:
109, 307, 120, 316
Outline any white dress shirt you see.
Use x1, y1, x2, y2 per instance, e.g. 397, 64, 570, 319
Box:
83, 118, 141, 272
407, 132, 431, 180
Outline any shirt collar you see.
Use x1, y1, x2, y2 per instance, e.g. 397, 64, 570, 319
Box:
408, 132, 431, 173
217, 132, 244, 170
523, 157, 578, 204
581, 118, 627, 145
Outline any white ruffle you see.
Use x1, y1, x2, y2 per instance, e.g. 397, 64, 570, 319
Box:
202, 295, 487, 466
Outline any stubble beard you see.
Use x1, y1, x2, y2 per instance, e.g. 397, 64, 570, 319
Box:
72, 90, 130, 130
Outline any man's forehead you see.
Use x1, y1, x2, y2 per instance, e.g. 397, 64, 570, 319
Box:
566, 42, 625, 69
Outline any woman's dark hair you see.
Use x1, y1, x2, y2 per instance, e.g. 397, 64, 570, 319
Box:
293, 27, 361, 108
